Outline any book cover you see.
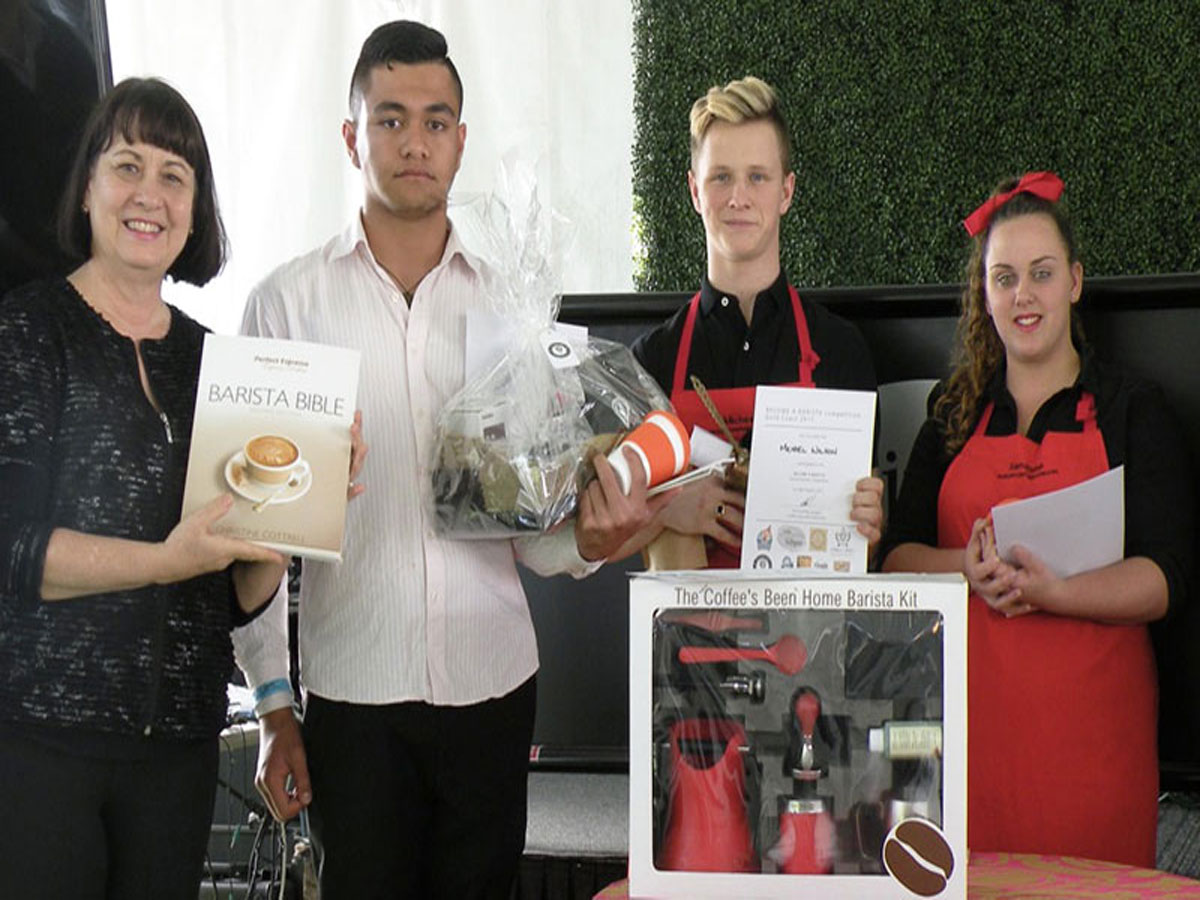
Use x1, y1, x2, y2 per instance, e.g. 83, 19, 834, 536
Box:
181, 334, 361, 561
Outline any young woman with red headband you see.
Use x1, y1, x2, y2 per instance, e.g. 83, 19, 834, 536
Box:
880, 172, 1194, 865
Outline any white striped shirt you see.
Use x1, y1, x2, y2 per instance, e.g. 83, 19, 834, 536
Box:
232, 215, 597, 708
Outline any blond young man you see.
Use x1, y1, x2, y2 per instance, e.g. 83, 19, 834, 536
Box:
631, 76, 883, 567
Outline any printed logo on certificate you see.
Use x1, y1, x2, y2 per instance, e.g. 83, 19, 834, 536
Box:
740, 386, 877, 572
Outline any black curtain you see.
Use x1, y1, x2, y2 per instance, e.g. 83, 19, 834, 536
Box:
0, 0, 111, 295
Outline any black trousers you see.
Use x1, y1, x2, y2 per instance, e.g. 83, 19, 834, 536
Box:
0, 729, 218, 900
303, 675, 537, 900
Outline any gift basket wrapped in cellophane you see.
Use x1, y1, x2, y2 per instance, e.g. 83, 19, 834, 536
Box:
432, 160, 669, 537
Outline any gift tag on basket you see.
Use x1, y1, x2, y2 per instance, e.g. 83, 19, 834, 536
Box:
538, 322, 587, 370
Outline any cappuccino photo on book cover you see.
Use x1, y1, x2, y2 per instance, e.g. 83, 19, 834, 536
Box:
181, 334, 361, 561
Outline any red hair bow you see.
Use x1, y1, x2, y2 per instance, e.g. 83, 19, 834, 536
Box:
962, 171, 1065, 237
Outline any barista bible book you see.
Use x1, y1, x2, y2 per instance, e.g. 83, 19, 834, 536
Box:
181, 334, 361, 562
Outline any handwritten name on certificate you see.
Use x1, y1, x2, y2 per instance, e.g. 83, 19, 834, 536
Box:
740, 386, 877, 573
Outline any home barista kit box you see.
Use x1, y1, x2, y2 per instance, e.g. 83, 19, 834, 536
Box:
628, 571, 966, 899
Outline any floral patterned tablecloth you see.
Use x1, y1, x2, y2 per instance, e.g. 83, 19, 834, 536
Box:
597, 852, 1200, 898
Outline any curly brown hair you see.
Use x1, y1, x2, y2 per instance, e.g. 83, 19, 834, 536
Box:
934, 179, 1082, 455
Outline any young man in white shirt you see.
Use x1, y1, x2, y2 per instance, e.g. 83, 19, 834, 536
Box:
233, 21, 658, 899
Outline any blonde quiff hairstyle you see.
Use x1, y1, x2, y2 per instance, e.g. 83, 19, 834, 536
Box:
689, 76, 792, 173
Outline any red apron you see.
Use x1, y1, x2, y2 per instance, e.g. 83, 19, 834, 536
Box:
669, 285, 819, 568
657, 719, 758, 872
938, 393, 1157, 866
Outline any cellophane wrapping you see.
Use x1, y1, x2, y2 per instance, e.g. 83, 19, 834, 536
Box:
651, 606, 945, 875
432, 160, 669, 537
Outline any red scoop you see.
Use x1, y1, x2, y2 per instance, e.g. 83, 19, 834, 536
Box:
678, 634, 808, 675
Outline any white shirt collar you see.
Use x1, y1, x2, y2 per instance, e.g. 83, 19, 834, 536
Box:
331, 211, 484, 278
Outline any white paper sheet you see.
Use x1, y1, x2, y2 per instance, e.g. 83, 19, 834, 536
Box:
464, 311, 588, 381
688, 426, 735, 468
646, 458, 731, 496
740, 386, 877, 573
991, 466, 1124, 578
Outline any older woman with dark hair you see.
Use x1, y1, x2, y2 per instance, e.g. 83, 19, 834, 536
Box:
0, 78, 288, 898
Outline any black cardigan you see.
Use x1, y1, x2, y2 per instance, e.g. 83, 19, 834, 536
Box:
0, 277, 252, 744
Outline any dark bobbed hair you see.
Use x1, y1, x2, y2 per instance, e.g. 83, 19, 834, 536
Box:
348, 20, 463, 119
934, 180, 1083, 455
56, 77, 227, 286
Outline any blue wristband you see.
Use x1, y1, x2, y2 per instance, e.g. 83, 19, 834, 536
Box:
253, 678, 292, 703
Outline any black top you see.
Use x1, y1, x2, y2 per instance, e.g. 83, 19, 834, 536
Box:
631, 272, 877, 405
0, 277, 254, 748
880, 350, 1194, 616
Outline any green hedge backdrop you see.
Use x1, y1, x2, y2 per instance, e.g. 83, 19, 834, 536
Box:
632, 0, 1200, 290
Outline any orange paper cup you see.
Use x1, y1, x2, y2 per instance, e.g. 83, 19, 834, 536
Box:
607, 410, 691, 494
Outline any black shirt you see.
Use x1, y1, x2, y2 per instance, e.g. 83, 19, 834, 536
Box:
880, 350, 1194, 615
631, 272, 877, 406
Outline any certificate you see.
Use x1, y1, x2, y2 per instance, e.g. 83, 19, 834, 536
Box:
740, 386, 877, 573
